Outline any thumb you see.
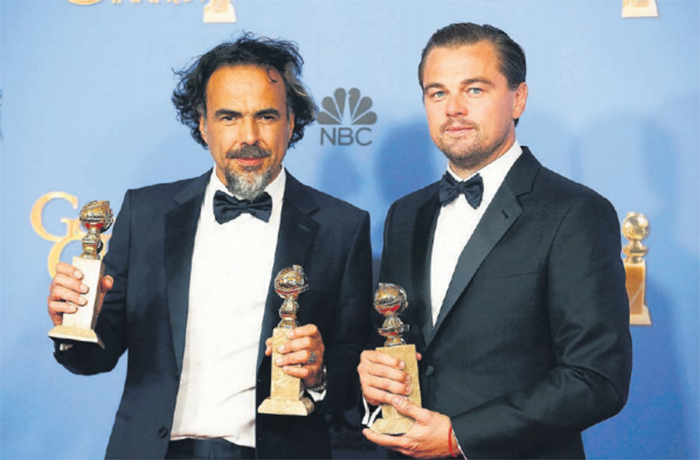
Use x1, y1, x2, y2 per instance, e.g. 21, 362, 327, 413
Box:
390, 396, 425, 422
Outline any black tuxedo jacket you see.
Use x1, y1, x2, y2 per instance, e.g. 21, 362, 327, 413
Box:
376, 148, 632, 459
55, 171, 373, 459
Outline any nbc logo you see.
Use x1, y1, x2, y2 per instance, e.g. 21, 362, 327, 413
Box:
318, 88, 377, 146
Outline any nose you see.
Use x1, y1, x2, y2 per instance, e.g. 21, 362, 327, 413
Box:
239, 116, 260, 145
445, 94, 468, 118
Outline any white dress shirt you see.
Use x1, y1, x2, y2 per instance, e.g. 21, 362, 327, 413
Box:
170, 168, 286, 447
430, 141, 522, 325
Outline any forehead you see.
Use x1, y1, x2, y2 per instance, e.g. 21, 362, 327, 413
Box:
423, 42, 504, 84
205, 64, 287, 107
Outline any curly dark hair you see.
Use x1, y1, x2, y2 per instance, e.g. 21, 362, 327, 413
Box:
172, 32, 317, 149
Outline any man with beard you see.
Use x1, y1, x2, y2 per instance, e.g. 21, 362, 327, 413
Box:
358, 23, 632, 459
46, 34, 373, 460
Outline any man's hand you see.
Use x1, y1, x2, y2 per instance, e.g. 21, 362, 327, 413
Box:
363, 395, 457, 459
265, 324, 325, 388
358, 349, 416, 406
47, 262, 113, 327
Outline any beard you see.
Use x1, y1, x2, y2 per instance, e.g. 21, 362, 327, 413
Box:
224, 145, 274, 201
437, 118, 511, 172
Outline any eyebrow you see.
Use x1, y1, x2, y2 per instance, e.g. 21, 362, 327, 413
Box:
213, 108, 282, 118
423, 77, 495, 94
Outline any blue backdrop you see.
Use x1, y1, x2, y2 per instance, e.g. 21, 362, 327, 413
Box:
1, 0, 698, 458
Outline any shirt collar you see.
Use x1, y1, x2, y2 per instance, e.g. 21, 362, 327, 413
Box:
207, 166, 286, 215
446, 141, 522, 207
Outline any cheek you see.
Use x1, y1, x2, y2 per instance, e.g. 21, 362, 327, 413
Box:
425, 109, 443, 134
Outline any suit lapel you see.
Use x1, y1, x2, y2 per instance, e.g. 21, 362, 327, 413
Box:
256, 173, 320, 371
164, 171, 209, 373
411, 189, 441, 347
429, 149, 540, 344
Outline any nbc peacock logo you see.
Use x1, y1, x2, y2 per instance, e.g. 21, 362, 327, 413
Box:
318, 88, 377, 147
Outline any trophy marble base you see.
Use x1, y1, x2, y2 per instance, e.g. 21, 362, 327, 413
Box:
48, 256, 105, 349
630, 305, 652, 326
371, 344, 421, 435
625, 261, 652, 326
258, 328, 314, 416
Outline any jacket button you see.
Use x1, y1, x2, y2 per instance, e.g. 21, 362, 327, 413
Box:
173, 371, 180, 380
425, 366, 435, 376
158, 427, 169, 438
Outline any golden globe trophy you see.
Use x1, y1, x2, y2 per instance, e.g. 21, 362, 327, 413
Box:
622, 212, 652, 326
48, 201, 113, 348
258, 265, 315, 416
370, 283, 422, 435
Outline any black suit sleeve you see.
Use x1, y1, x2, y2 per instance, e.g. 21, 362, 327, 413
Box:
323, 210, 374, 413
452, 195, 633, 459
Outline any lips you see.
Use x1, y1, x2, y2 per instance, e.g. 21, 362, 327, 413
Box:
235, 157, 265, 166
444, 122, 476, 131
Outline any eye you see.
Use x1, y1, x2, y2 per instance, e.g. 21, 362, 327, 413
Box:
467, 87, 483, 95
219, 114, 238, 122
427, 90, 446, 101
258, 113, 280, 123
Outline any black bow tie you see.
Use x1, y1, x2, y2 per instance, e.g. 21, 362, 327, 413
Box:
213, 190, 273, 223
439, 173, 484, 209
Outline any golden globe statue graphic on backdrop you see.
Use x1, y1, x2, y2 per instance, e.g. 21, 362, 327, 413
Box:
203, 0, 236, 23
66, 0, 238, 24
622, 0, 659, 18
31, 192, 113, 278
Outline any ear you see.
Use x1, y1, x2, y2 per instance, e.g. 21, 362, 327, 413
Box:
199, 113, 209, 145
512, 82, 528, 120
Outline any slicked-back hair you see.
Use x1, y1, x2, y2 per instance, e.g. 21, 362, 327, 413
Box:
172, 32, 317, 149
418, 23, 526, 126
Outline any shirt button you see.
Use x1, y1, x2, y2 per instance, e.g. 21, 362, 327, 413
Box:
425, 366, 435, 376
158, 427, 169, 438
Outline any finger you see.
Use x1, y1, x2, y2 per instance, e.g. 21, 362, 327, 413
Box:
390, 396, 431, 424
358, 357, 411, 385
362, 428, 406, 449
49, 284, 87, 306
47, 300, 78, 326
276, 349, 315, 367
280, 363, 314, 380
278, 336, 313, 354
360, 384, 399, 407
55, 262, 83, 279
50, 273, 89, 296
101, 275, 114, 292
362, 350, 405, 369
287, 323, 320, 339
416, 352, 422, 361
48, 299, 78, 314
360, 372, 412, 401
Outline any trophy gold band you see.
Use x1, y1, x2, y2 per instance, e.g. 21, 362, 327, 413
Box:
258, 265, 315, 416
370, 283, 422, 435
48, 201, 114, 348
623, 212, 652, 326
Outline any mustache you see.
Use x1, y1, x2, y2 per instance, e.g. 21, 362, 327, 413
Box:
441, 118, 477, 132
226, 145, 272, 160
